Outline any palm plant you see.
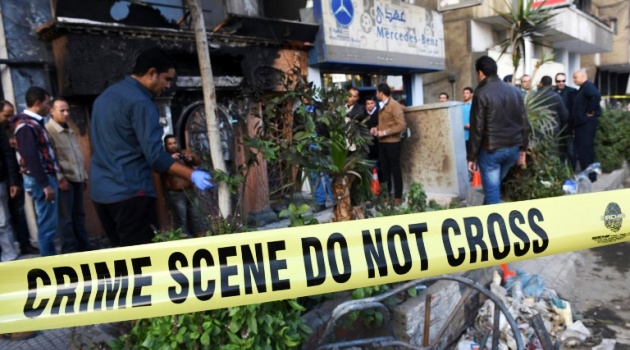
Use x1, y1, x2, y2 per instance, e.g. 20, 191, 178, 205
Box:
495, 0, 556, 82
256, 67, 373, 222
493, 0, 571, 200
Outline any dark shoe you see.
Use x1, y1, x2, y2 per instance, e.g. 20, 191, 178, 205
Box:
20, 245, 39, 255
6, 331, 36, 340
315, 204, 327, 212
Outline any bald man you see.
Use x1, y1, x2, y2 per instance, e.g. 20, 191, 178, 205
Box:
572, 69, 601, 182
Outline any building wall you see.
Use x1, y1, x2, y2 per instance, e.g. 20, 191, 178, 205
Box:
582, 0, 630, 97
0, 0, 54, 109
590, 0, 629, 68
413, 0, 516, 103
414, 0, 474, 102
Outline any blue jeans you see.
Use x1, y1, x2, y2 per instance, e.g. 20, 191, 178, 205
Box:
167, 190, 207, 236
478, 146, 520, 205
58, 181, 90, 253
310, 171, 334, 206
24, 174, 58, 256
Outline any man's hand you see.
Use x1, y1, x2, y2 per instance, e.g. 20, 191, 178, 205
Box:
171, 153, 181, 160
59, 178, 71, 191
467, 161, 477, 173
586, 112, 595, 117
44, 186, 56, 202
369, 127, 378, 136
84, 179, 89, 190
191, 170, 213, 191
9, 186, 20, 199
464, 123, 470, 130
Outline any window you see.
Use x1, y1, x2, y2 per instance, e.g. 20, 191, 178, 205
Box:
110, 0, 184, 23
610, 18, 618, 35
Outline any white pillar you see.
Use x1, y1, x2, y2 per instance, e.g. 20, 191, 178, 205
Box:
568, 53, 581, 88
555, 49, 569, 73
307, 66, 322, 89
524, 39, 534, 74
411, 74, 424, 106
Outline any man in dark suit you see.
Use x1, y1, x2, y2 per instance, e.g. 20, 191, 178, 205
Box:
572, 69, 601, 182
536, 76, 568, 155
364, 95, 379, 163
345, 87, 366, 120
554, 72, 577, 166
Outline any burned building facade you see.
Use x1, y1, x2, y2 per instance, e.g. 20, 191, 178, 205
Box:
0, 0, 318, 236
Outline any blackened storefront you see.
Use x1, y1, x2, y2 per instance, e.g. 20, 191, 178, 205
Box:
1, 0, 317, 236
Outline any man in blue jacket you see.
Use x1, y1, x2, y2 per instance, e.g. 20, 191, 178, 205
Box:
90, 48, 213, 247
572, 69, 601, 182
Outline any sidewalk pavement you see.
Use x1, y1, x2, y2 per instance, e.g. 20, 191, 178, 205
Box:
2, 164, 628, 349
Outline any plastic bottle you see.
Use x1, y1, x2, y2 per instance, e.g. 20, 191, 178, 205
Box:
511, 277, 523, 311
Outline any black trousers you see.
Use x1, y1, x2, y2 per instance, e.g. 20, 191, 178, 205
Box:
379, 141, 403, 199
93, 196, 158, 247
9, 191, 32, 249
574, 119, 598, 181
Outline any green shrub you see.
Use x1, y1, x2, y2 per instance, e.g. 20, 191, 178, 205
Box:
106, 223, 311, 350
503, 88, 574, 201
503, 154, 572, 201
595, 109, 630, 173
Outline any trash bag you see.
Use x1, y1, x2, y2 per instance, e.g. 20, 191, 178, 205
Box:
504, 270, 545, 300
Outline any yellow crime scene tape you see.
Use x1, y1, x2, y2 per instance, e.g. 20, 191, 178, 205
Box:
1, 189, 629, 333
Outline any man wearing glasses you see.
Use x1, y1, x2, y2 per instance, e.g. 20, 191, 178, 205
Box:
554, 73, 577, 167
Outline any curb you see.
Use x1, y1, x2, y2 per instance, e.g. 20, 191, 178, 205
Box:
592, 162, 629, 192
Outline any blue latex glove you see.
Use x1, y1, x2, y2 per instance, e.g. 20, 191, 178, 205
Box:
191, 170, 213, 190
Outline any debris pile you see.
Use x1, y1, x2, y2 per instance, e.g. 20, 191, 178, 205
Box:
456, 268, 617, 350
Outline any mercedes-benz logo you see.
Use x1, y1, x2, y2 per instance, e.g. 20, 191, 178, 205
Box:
331, 0, 354, 27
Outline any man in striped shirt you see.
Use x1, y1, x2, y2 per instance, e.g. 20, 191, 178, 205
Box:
10, 86, 59, 256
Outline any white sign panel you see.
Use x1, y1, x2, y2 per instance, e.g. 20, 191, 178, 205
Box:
438, 0, 483, 12
311, 0, 445, 71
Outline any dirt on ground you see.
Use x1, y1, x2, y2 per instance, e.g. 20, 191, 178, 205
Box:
572, 241, 630, 349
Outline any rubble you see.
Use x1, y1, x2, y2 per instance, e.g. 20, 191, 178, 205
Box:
456, 266, 619, 350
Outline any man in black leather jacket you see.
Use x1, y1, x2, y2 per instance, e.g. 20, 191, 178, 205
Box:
467, 56, 528, 204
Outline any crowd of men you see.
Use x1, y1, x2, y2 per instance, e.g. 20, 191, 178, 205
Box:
0, 50, 603, 264
309, 83, 407, 209
0, 49, 213, 268
461, 57, 601, 204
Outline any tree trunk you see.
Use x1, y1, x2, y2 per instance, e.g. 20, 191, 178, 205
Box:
185, 0, 231, 218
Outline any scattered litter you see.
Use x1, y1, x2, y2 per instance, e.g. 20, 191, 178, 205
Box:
591, 338, 616, 350
561, 320, 591, 344
552, 298, 573, 327
456, 339, 480, 350
456, 266, 616, 350
563, 179, 577, 194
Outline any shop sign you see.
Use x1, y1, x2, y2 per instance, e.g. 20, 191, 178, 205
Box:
310, 0, 445, 71
531, 0, 573, 8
